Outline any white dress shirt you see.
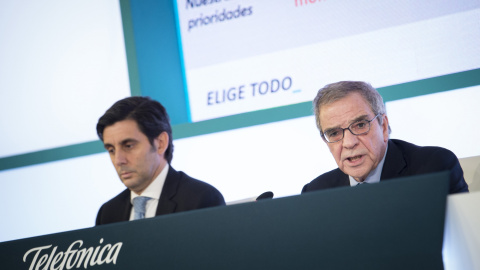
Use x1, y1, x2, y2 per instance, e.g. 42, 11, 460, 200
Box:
129, 163, 169, 220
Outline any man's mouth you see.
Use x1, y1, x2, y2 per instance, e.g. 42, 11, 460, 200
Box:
346, 155, 363, 162
120, 171, 133, 178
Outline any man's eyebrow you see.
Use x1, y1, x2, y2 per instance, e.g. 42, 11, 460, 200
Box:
120, 138, 138, 146
324, 114, 370, 131
349, 114, 370, 124
103, 143, 113, 150
103, 138, 137, 149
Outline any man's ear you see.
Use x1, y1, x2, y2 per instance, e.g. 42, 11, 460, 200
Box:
156, 131, 169, 155
382, 115, 389, 142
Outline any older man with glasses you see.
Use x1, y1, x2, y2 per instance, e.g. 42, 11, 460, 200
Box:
302, 81, 468, 194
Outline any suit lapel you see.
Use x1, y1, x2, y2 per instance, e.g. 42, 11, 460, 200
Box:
380, 140, 407, 181
122, 192, 133, 221
155, 166, 179, 216
113, 189, 132, 222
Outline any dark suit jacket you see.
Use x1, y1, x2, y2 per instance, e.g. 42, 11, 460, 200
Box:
302, 139, 469, 194
96, 167, 225, 225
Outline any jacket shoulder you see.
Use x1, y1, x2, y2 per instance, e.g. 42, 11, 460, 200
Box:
96, 189, 130, 225
302, 168, 348, 193
390, 139, 458, 168
167, 168, 226, 207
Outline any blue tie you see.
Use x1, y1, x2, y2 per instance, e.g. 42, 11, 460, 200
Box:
133, 196, 151, 220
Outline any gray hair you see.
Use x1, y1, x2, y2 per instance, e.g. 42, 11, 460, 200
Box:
313, 81, 391, 135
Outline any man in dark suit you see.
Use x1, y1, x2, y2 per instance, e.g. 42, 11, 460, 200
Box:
302, 81, 468, 194
95, 96, 225, 225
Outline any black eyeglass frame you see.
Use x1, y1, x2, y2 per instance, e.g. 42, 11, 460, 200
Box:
321, 114, 382, 143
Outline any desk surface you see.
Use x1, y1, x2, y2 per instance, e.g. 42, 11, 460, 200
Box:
1, 171, 450, 270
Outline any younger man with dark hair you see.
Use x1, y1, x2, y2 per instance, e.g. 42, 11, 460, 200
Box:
95, 96, 225, 225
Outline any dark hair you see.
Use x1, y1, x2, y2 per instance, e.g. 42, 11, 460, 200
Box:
96, 96, 174, 163
313, 81, 391, 135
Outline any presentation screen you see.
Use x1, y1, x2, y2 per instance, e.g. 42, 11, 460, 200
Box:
175, 0, 479, 121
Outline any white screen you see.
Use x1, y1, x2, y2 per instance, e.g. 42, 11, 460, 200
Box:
176, 0, 480, 121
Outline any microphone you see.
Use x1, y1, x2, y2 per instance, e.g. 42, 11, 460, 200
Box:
256, 191, 274, 201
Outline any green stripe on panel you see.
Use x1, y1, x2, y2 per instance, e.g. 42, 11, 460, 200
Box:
173, 102, 313, 139
1, 68, 479, 171
379, 68, 480, 102
128, 0, 190, 124
119, 0, 141, 96
0, 141, 105, 172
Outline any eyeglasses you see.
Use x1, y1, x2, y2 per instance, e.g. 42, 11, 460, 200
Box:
321, 114, 381, 143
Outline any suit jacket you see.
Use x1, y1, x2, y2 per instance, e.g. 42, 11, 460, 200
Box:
96, 167, 225, 225
302, 139, 469, 194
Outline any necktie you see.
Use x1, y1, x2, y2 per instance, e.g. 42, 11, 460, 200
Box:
133, 196, 151, 220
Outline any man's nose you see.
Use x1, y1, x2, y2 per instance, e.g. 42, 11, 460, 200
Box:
342, 128, 358, 149
114, 150, 127, 165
